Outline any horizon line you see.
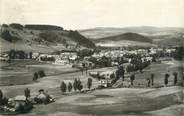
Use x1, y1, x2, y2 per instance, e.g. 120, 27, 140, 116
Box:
1, 23, 184, 30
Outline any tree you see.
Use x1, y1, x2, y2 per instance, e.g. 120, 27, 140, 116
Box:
173, 72, 178, 85
117, 65, 125, 80
174, 46, 183, 61
18, 50, 26, 59
9, 49, 16, 59
38, 70, 46, 78
81, 63, 85, 75
73, 78, 78, 91
29, 52, 33, 59
78, 49, 94, 58
126, 64, 135, 73
24, 88, 31, 99
68, 82, 73, 92
87, 78, 92, 90
99, 56, 111, 67
1, 30, 12, 42
0, 90, 8, 106
0, 89, 3, 100
2, 24, 8, 27
151, 73, 154, 86
77, 79, 83, 92
96, 72, 100, 80
60, 81, 67, 93
130, 74, 135, 86
33, 72, 38, 81
146, 78, 151, 87
164, 73, 170, 86
9, 23, 23, 30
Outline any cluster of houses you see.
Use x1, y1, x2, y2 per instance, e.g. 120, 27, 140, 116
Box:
34, 50, 78, 65
91, 48, 176, 63
0, 47, 176, 68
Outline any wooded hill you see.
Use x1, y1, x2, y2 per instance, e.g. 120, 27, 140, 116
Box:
0, 23, 95, 53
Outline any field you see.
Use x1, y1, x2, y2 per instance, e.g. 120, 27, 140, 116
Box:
0, 60, 79, 86
96, 40, 155, 47
0, 59, 183, 116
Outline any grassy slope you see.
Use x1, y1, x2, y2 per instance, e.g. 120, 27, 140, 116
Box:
0, 25, 95, 53
96, 33, 152, 43
1, 60, 183, 116
94, 32, 154, 47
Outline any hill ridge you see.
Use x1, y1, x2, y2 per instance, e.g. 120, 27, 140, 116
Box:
0, 23, 95, 53
96, 32, 152, 43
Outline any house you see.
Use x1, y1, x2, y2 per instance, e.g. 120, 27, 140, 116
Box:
97, 79, 112, 87
5, 95, 33, 112
32, 52, 39, 59
53, 58, 69, 65
0, 52, 9, 61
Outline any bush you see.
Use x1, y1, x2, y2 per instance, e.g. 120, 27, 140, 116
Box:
38, 70, 46, 78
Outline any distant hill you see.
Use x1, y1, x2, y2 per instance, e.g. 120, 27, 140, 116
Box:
0, 23, 95, 53
94, 32, 153, 47
79, 26, 184, 39
96, 32, 152, 43
79, 26, 184, 47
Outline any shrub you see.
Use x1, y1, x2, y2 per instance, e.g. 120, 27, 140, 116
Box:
38, 70, 46, 78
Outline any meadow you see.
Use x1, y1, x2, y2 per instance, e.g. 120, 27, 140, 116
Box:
0, 59, 183, 116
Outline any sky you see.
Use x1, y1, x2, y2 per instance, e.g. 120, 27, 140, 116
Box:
0, 0, 184, 29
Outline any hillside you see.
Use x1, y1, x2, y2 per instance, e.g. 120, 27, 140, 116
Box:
0, 24, 95, 53
96, 32, 152, 43
94, 32, 153, 47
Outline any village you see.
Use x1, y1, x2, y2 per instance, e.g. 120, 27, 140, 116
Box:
0, 45, 183, 115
